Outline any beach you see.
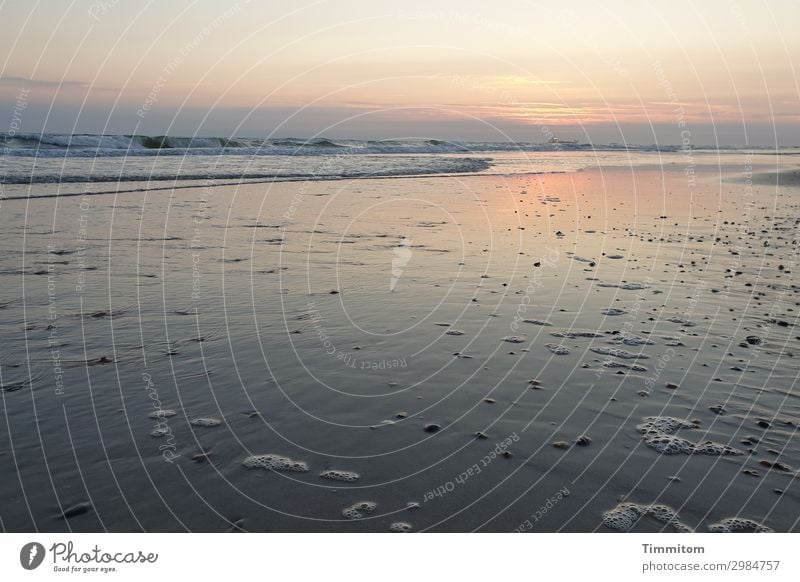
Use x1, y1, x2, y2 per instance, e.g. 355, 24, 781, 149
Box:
1, 148, 798, 532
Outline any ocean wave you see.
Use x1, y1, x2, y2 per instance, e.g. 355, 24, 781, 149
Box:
0, 155, 493, 185
2, 132, 685, 158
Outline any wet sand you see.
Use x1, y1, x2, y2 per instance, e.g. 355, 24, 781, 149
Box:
1, 160, 799, 532
746, 168, 800, 187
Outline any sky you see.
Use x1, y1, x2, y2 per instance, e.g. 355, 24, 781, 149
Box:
1, 0, 798, 145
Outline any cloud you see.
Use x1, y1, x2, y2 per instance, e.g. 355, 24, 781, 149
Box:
0, 75, 90, 88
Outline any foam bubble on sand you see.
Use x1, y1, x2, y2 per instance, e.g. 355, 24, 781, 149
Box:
611, 334, 655, 346
242, 454, 309, 472
666, 316, 696, 327
502, 336, 526, 343
602, 502, 692, 532
590, 347, 649, 359
758, 460, 794, 472
320, 469, 360, 482
708, 518, 774, 533
602, 361, 647, 372
639, 417, 697, 433
637, 417, 744, 456
597, 282, 649, 290
342, 501, 377, 520
148, 409, 177, 419
601, 308, 627, 316
545, 343, 570, 355
691, 441, 746, 455
190, 417, 221, 427
389, 522, 413, 532
551, 330, 603, 339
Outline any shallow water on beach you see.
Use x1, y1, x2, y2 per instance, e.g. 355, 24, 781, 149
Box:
1, 153, 798, 532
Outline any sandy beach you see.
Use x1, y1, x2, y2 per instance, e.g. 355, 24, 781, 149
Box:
1, 152, 798, 532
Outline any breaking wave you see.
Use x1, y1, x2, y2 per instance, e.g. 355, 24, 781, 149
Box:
3, 132, 674, 158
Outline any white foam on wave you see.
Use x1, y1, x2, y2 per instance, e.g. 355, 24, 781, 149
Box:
1, 150, 495, 187
3, 133, 688, 157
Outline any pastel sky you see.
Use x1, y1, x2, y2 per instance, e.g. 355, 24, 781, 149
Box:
1, 0, 798, 144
